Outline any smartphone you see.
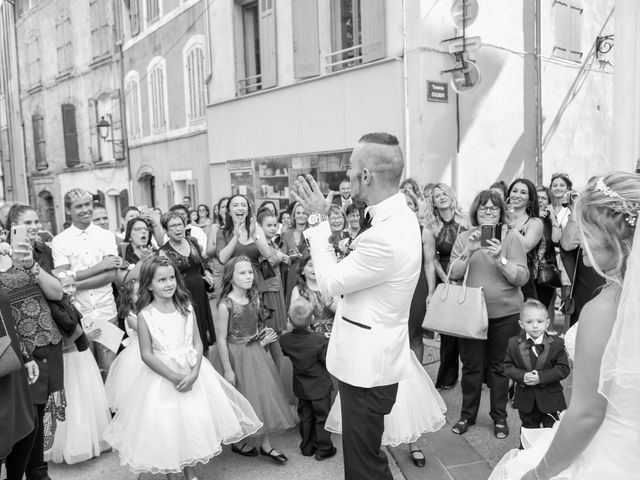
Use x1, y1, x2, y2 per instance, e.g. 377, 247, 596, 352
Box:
480, 223, 503, 247
11, 225, 29, 253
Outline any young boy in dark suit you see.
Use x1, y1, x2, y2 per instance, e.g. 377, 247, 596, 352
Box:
279, 299, 336, 461
503, 299, 571, 431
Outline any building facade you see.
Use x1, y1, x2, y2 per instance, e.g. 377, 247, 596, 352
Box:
0, 0, 28, 204
206, 0, 615, 210
14, 0, 130, 233
120, 0, 210, 211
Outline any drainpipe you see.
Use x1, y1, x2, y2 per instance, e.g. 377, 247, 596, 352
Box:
534, 0, 543, 185
402, 0, 411, 178
612, 0, 640, 171
204, 0, 214, 105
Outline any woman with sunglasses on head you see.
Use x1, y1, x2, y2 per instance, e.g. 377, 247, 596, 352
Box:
449, 190, 529, 440
424, 183, 467, 390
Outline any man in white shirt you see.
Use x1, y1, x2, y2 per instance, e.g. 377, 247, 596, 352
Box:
293, 133, 421, 480
52, 188, 122, 379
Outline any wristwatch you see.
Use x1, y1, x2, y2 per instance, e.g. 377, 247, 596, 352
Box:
307, 212, 327, 227
498, 256, 508, 266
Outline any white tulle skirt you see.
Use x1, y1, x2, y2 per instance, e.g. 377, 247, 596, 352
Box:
47, 349, 111, 464
326, 351, 447, 446
105, 341, 146, 412
103, 356, 263, 475
490, 410, 640, 480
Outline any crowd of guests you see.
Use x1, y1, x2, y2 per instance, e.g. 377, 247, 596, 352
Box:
0, 170, 611, 479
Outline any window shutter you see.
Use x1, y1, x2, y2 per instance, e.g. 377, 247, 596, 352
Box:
186, 179, 198, 205
32, 114, 48, 170
111, 92, 125, 160
88, 99, 99, 162
259, 0, 277, 89
61, 104, 80, 167
130, 0, 140, 35
165, 181, 175, 209
361, 0, 385, 63
292, 0, 320, 79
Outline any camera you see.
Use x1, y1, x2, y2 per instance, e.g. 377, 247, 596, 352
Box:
562, 191, 580, 207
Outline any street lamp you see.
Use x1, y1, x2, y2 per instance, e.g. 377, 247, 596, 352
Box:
96, 115, 126, 148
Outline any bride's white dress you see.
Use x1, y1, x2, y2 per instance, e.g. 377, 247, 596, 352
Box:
489, 323, 640, 479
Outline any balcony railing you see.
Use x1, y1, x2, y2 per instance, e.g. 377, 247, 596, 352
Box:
238, 74, 262, 95
325, 45, 363, 73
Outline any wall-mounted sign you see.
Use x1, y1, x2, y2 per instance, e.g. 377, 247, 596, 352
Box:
427, 81, 449, 103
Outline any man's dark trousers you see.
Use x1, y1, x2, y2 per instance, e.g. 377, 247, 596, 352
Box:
339, 380, 398, 480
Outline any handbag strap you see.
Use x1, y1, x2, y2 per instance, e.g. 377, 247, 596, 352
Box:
0, 308, 8, 338
568, 247, 580, 297
444, 256, 471, 287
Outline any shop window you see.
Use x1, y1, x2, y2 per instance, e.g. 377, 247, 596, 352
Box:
553, 0, 583, 62
327, 0, 385, 72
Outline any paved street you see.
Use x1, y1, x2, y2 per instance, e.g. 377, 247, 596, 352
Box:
40, 335, 541, 480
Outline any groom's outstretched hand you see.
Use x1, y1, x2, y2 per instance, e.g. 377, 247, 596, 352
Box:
292, 174, 334, 216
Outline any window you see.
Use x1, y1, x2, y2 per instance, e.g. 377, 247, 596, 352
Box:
90, 0, 110, 59
146, 0, 160, 25
32, 113, 47, 170
147, 58, 168, 132
17, 0, 35, 17
183, 38, 206, 122
237, 0, 276, 95
553, 0, 583, 62
327, 0, 385, 72
26, 34, 41, 88
56, 11, 73, 74
61, 104, 80, 167
125, 71, 142, 138
130, 0, 140, 36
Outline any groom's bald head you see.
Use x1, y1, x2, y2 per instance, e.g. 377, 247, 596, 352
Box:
352, 133, 404, 186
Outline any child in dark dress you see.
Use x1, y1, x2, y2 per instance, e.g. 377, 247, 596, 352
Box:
279, 299, 336, 461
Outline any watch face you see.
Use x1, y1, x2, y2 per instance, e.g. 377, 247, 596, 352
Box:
308, 213, 319, 225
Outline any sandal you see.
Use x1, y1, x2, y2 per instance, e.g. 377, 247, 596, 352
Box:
410, 448, 426, 467
452, 418, 474, 435
494, 422, 509, 439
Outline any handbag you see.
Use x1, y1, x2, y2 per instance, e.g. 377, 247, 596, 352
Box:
259, 257, 276, 280
538, 262, 562, 288
560, 248, 580, 316
0, 309, 22, 378
422, 260, 489, 340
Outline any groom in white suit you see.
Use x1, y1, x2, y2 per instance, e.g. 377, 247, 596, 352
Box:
293, 133, 421, 480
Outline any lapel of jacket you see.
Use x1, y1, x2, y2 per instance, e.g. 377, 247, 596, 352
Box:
517, 334, 533, 371
534, 334, 554, 370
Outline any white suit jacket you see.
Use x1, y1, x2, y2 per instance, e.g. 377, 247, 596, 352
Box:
306, 193, 421, 388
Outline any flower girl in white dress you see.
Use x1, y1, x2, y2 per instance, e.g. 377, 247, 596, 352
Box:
104, 256, 262, 480
490, 172, 640, 480
105, 280, 146, 412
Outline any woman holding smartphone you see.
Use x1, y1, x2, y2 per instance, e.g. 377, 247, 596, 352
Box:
448, 190, 529, 440
2, 205, 65, 480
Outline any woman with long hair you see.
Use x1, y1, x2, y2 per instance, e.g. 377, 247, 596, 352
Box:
282, 202, 309, 306
507, 179, 544, 301
490, 171, 640, 479
424, 183, 467, 390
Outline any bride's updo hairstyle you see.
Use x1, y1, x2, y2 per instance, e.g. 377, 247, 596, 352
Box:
573, 171, 640, 283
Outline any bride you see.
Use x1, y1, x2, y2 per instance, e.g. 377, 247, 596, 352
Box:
490, 171, 640, 480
